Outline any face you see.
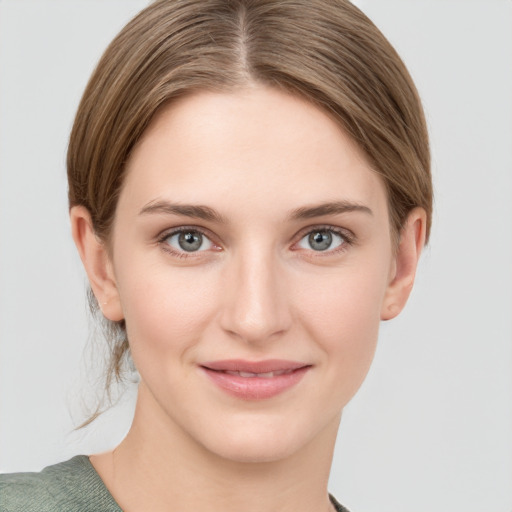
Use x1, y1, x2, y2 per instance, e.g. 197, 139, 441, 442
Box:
103, 86, 399, 463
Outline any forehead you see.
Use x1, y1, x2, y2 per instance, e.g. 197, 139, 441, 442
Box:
121, 86, 388, 220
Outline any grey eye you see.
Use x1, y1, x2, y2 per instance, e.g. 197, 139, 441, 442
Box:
298, 229, 344, 252
165, 230, 213, 252
309, 231, 332, 251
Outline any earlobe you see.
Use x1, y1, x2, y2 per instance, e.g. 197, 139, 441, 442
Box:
380, 208, 427, 321
70, 206, 124, 322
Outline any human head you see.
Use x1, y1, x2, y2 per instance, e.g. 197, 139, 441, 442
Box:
67, 0, 432, 416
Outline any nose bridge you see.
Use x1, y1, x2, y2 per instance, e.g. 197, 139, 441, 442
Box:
220, 240, 290, 343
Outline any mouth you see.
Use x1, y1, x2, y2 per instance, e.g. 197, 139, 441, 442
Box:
222, 369, 296, 378
200, 359, 311, 400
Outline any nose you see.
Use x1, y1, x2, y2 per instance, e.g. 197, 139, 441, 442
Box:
219, 244, 292, 345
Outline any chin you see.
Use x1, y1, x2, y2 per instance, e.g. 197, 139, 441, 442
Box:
206, 431, 304, 464
194, 411, 338, 465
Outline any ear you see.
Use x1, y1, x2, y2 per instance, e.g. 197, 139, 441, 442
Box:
381, 207, 427, 321
70, 206, 124, 322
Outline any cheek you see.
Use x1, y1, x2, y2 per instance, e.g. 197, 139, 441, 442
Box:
295, 261, 389, 385
115, 260, 220, 360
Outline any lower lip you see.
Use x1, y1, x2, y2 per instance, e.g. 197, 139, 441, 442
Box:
200, 366, 310, 400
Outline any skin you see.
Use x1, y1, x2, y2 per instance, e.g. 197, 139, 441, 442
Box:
71, 85, 426, 512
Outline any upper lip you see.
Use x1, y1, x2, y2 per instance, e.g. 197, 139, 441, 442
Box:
201, 359, 309, 373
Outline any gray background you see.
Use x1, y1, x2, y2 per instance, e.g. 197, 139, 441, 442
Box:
0, 1, 511, 511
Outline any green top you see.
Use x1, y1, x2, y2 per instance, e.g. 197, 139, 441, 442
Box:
0, 456, 349, 512
0, 456, 121, 512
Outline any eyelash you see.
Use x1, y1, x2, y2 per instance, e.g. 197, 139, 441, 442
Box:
157, 226, 218, 259
156, 225, 355, 259
293, 225, 355, 256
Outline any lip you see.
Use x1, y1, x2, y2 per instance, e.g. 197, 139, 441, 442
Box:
200, 359, 311, 400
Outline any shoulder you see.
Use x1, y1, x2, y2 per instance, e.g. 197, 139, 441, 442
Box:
0, 456, 122, 512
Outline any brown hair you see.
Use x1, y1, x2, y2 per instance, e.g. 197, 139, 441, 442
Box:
67, 0, 432, 424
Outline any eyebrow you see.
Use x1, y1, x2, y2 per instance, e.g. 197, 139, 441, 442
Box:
139, 200, 227, 223
288, 201, 373, 220
139, 199, 372, 223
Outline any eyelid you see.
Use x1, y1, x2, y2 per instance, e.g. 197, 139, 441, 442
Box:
294, 224, 355, 243
155, 223, 355, 258
156, 225, 222, 257
291, 224, 356, 253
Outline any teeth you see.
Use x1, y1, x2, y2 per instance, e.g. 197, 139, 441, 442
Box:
224, 370, 295, 378
239, 371, 259, 378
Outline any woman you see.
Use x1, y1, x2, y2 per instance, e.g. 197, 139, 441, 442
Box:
0, 1, 431, 510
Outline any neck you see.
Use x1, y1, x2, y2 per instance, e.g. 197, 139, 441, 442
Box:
92, 382, 340, 512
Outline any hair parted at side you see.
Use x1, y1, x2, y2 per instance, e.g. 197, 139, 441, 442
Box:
67, 0, 432, 426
